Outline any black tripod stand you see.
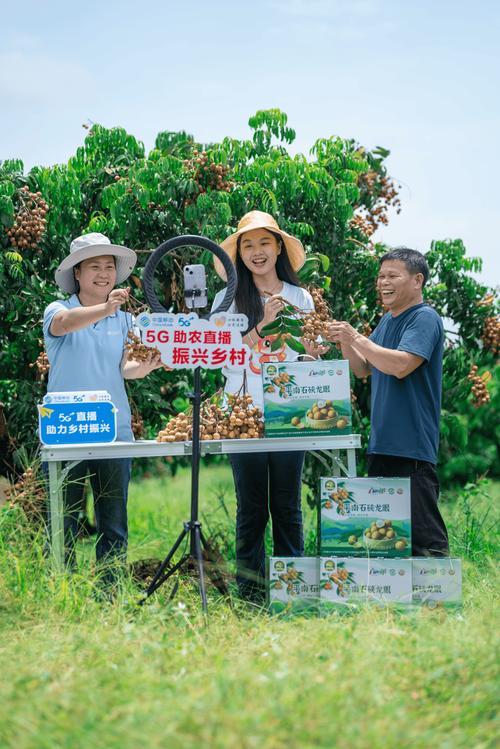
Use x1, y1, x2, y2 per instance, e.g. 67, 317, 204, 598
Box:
138, 235, 237, 613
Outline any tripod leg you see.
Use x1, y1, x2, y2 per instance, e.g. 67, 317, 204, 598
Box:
139, 524, 190, 603
193, 522, 208, 614
145, 553, 190, 598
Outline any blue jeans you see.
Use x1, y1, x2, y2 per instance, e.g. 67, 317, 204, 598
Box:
229, 451, 305, 601
49, 458, 131, 581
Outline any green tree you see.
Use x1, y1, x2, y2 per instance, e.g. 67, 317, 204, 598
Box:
0, 111, 498, 489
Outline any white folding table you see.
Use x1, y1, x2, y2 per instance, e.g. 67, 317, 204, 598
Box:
41, 434, 361, 570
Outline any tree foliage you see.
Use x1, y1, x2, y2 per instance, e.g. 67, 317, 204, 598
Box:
0, 110, 498, 488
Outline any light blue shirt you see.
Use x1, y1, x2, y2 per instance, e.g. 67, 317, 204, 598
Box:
43, 294, 134, 441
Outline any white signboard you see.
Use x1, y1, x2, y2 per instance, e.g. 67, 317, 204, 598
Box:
137, 312, 250, 370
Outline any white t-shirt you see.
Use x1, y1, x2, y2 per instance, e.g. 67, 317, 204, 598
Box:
211, 282, 315, 409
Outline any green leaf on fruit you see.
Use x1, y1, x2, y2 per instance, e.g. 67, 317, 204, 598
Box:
286, 337, 306, 354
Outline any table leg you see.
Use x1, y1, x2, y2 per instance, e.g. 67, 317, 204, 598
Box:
347, 448, 357, 477
48, 461, 64, 571
330, 450, 341, 477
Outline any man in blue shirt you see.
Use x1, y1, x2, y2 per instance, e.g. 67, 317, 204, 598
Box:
44, 233, 163, 585
328, 248, 449, 557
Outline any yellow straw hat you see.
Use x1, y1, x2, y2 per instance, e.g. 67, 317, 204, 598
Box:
214, 211, 306, 280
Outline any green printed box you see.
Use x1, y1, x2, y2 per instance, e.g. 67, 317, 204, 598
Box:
262, 360, 352, 438
268, 557, 319, 616
412, 558, 462, 610
320, 477, 411, 557
319, 557, 413, 613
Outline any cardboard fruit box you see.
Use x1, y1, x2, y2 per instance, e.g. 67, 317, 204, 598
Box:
320, 477, 412, 558
262, 360, 352, 438
319, 556, 413, 613
412, 557, 462, 609
268, 557, 319, 616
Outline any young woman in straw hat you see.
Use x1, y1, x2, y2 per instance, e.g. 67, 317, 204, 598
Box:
212, 211, 328, 603
43, 233, 163, 586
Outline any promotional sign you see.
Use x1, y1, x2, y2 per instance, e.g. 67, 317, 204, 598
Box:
320, 478, 411, 557
412, 558, 462, 609
319, 557, 412, 613
262, 360, 352, 437
43, 391, 111, 404
137, 312, 249, 370
268, 557, 319, 616
38, 391, 117, 445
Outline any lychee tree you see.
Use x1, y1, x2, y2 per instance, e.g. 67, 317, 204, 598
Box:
0, 110, 498, 492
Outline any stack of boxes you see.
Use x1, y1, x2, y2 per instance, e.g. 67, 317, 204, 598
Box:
318, 477, 413, 612
263, 360, 462, 616
269, 476, 462, 615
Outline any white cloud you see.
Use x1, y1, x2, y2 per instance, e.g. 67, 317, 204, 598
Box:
0, 48, 93, 105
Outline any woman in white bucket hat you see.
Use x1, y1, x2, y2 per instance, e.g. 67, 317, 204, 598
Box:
211, 211, 328, 604
43, 233, 162, 586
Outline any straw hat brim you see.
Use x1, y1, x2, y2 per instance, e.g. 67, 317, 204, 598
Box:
214, 222, 306, 280
55, 244, 137, 294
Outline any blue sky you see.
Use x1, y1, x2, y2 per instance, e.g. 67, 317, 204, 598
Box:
2, 0, 499, 286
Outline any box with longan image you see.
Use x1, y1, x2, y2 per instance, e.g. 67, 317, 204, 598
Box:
267, 557, 319, 616
320, 478, 411, 557
262, 360, 352, 438
319, 557, 413, 613
412, 557, 462, 610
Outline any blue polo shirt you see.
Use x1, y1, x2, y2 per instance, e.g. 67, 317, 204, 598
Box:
43, 295, 134, 442
368, 303, 444, 464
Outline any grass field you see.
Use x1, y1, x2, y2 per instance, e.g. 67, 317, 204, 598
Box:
0, 462, 498, 749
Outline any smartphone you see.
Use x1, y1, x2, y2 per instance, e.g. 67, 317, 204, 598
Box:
183, 264, 208, 309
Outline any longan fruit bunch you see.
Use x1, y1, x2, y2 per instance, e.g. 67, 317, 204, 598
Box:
350, 213, 376, 238
324, 486, 349, 513
157, 411, 192, 442
125, 331, 161, 363
481, 316, 499, 355
355, 171, 401, 235
5, 466, 46, 526
467, 365, 491, 408
183, 150, 235, 197
29, 346, 50, 381
157, 393, 264, 443
6, 186, 48, 250
131, 412, 145, 438
302, 287, 335, 343
202, 394, 264, 440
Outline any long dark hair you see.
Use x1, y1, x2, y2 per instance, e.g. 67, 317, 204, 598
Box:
234, 230, 301, 331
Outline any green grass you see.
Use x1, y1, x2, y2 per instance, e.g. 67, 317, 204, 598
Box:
0, 464, 498, 749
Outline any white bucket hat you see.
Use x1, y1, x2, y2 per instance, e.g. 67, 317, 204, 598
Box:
55, 233, 137, 294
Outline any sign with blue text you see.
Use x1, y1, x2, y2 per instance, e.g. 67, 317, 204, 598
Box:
38, 391, 117, 445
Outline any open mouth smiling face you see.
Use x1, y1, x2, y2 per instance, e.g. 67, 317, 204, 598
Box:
239, 228, 280, 275
376, 259, 422, 312
75, 255, 117, 295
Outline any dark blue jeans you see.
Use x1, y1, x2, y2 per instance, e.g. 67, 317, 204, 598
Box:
229, 451, 305, 601
53, 458, 131, 581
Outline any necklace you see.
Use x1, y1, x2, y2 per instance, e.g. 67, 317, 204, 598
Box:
256, 280, 283, 297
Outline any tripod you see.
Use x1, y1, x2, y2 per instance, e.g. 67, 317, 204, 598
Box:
139, 235, 237, 613
139, 367, 213, 611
